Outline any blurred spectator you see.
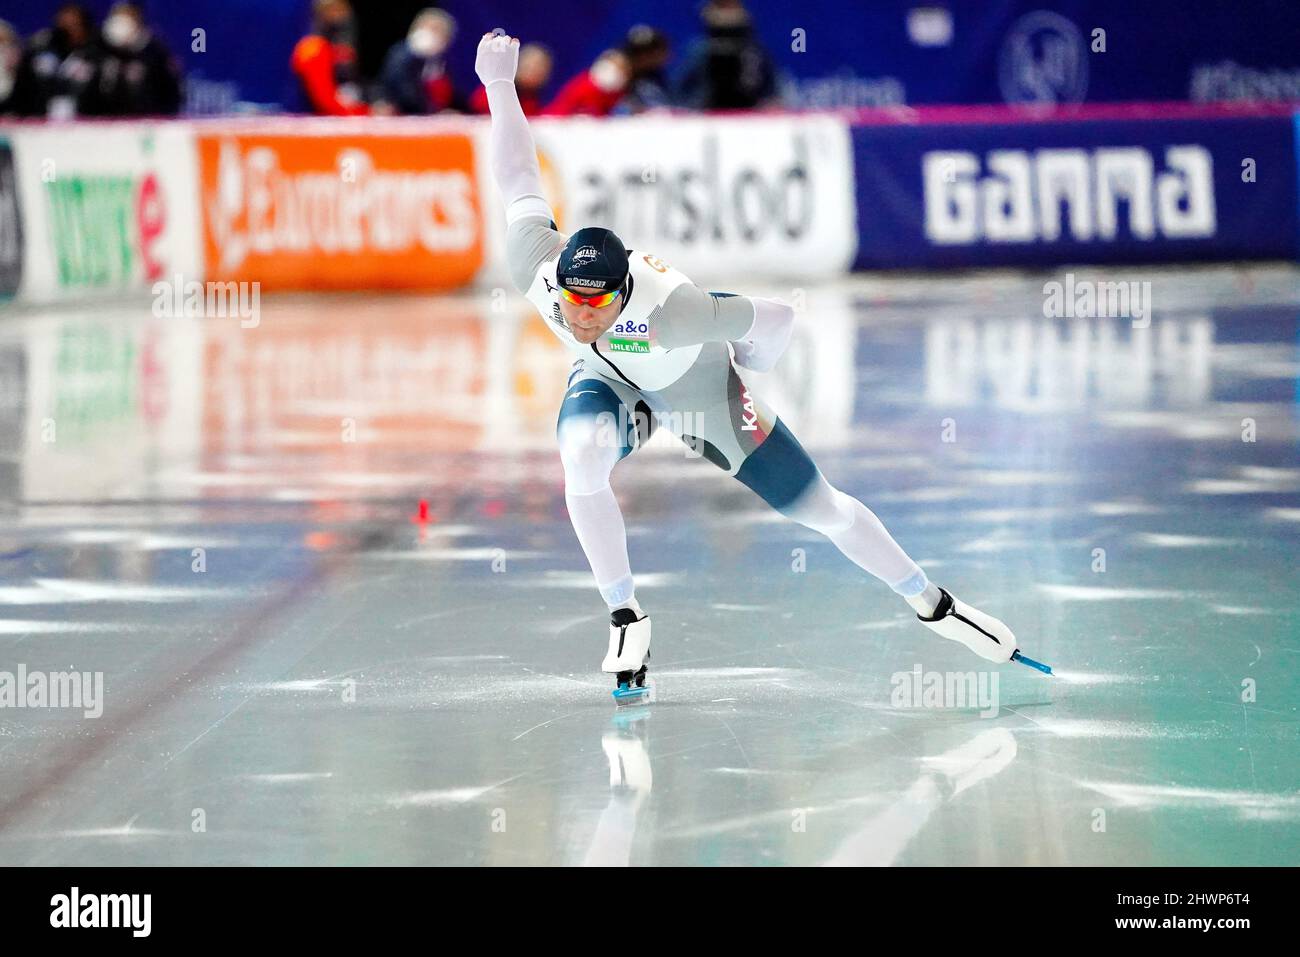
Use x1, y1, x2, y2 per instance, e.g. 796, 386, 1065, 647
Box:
544, 49, 628, 116
677, 0, 778, 110
379, 8, 457, 115
292, 0, 369, 115
10, 4, 101, 118
88, 2, 181, 116
617, 24, 672, 113
469, 42, 551, 116
0, 21, 20, 113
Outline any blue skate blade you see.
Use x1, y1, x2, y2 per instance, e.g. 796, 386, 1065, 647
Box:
612, 683, 652, 706
1012, 650, 1053, 675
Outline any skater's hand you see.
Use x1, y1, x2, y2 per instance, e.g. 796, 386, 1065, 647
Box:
475, 32, 519, 87
730, 338, 760, 371
729, 297, 794, 373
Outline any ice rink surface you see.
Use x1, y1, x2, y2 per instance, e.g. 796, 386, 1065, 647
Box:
0, 265, 1297, 865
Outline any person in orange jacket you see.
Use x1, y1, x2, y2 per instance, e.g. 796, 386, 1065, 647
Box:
291, 0, 368, 116
542, 48, 628, 116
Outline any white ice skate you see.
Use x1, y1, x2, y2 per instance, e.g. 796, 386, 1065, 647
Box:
604, 608, 653, 705
917, 588, 1017, 664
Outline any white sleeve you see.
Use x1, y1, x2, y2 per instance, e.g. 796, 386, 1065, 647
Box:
656, 285, 755, 348
484, 80, 553, 225
506, 219, 566, 294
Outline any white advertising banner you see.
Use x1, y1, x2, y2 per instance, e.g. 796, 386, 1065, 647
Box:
511, 114, 857, 284
9, 123, 202, 302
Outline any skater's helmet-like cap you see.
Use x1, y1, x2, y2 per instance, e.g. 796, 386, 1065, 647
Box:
557, 226, 629, 296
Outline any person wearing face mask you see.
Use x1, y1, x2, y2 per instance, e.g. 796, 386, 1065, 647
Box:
676, 0, 779, 110
379, 8, 458, 115
87, 2, 181, 116
9, 4, 101, 118
469, 42, 551, 117
292, 0, 370, 116
543, 48, 629, 116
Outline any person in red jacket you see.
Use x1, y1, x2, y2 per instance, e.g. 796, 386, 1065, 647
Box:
543, 48, 628, 116
291, 0, 369, 116
469, 41, 551, 117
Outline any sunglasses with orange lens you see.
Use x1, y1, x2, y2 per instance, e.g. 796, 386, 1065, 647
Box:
558, 286, 622, 308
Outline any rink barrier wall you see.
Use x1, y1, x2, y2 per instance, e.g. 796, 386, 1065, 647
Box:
0, 107, 1297, 303
0, 136, 20, 301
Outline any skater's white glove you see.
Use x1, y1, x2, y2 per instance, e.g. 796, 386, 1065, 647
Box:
475, 32, 519, 88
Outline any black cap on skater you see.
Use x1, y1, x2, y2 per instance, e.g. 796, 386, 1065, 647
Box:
556, 226, 630, 295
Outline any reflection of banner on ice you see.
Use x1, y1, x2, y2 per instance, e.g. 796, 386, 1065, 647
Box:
20, 318, 202, 501
9, 125, 201, 301
924, 315, 1213, 411
201, 302, 488, 456
196, 131, 484, 291
529, 116, 857, 283
852, 115, 1299, 269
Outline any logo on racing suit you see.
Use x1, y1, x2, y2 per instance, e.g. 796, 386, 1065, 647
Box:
571, 244, 599, 267
608, 319, 650, 354
538, 277, 570, 330
739, 386, 758, 431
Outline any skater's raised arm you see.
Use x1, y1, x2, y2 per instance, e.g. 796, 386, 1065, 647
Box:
477, 32, 551, 224
657, 285, 795, 373
477, 32, 565, 292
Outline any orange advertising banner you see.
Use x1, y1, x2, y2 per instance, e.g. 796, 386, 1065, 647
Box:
197, 131, 483, 290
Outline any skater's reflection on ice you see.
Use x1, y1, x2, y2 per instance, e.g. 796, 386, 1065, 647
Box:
823, 728, 1018, 867
580, 713, 652, 867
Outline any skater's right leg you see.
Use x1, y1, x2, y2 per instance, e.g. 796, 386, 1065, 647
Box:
556, 374, 650, 610
556, 373, 655, 690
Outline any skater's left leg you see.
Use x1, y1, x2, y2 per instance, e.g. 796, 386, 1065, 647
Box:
653, 350, 933, 601
731, 417, 933, 602
732, 415, 1019, 663
653, 348, 1021, 664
